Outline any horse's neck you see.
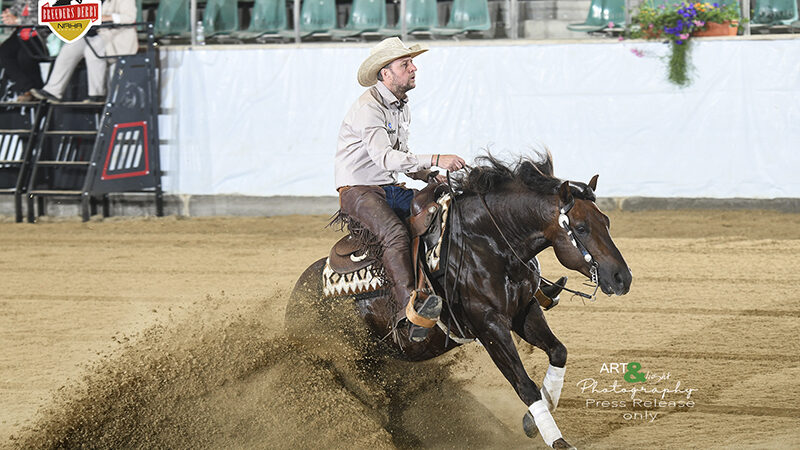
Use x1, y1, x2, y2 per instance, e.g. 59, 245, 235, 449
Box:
453, 191, 554, 262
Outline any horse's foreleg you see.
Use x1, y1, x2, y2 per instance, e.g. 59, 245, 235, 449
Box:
512, 302, 568, 412
474, 309, 566, 448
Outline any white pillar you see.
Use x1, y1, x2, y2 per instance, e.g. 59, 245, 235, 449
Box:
401, 0, 408, 41
190, 0, 197, 45
294, 0, 301, 43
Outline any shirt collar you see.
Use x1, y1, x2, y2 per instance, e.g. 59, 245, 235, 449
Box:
375, 82, 408, 111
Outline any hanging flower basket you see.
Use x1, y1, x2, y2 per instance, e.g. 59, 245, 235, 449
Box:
632, 2, 742, 86
693, 20, 739, 36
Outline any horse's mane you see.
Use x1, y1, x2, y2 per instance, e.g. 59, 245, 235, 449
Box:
452, 151, 596, 201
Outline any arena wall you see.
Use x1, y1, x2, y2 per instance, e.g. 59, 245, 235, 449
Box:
3, 36, 800, 219
157, 36, 800, 199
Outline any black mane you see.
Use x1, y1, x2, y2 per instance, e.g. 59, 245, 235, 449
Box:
452, 151, 596, 201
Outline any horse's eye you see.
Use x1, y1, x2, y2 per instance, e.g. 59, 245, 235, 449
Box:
576, 225, 589, 234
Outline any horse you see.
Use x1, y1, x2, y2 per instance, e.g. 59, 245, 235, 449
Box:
286, 152, 632, 449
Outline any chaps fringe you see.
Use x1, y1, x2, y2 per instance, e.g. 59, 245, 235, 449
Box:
327, 210, 389, 285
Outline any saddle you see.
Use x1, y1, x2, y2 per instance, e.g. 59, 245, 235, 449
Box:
324, 182, 451, 298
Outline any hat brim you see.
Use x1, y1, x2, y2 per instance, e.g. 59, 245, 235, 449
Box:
357, 47, 428, 87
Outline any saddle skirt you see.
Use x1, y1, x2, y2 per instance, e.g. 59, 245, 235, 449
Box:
323, 190, 452, 298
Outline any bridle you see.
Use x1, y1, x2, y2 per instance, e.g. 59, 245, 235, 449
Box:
556, 195, 599, 300
478, 193, 600, 302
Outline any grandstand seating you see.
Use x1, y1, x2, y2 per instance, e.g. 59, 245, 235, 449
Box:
751, 0, 799, 26
380, 0, 439, 35
20, 0, 789, 43
293, 0, 338, 37
567, 0, 626, 33
203, 0, 240, 38
331, 0, 388, 38
233, 0, 289, 40
154, 0, 191, 38
433, 0, 492, 35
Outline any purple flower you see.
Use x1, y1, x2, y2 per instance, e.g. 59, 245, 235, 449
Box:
693, 20, 705, 26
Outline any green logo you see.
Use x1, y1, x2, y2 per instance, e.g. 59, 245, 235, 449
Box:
624, 362, 646, 383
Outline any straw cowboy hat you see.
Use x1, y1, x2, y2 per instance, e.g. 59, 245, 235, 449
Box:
357, 38, 428, 87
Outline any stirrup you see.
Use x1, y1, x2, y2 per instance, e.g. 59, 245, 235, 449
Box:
536, 276, 568, 311
406, 291, 442, 343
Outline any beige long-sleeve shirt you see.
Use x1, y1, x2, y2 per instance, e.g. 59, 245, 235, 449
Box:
335, 82, 433, 189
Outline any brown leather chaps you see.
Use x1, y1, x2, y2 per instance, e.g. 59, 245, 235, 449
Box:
339, 185, 414, 324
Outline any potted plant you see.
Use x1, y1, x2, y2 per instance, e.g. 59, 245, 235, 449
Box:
632, 2, 741, 86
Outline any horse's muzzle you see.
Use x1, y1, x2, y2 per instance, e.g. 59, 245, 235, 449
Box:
599, 266, 632, 296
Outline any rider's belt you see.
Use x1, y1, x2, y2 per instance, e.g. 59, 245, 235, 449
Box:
337, 183, 405, 194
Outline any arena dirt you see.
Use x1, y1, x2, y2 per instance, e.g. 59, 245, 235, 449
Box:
1, 210, 799, 449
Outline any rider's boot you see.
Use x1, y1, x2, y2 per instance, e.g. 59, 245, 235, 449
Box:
381, 248, 441, 343
535, 276, 568, 310
406, 291, 442, 343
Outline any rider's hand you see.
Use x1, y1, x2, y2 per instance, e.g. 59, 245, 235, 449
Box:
432, 154, 466, 171
1, 10, 19, 26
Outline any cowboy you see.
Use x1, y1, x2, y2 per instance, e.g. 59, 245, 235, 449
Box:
335, 37, 466, 342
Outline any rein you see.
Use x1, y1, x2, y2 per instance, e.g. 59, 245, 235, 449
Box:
478, 194, 599, 302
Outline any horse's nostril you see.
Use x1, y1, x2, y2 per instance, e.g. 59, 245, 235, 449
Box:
614, 272, 624, 285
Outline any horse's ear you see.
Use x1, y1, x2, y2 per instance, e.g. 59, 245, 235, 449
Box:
559, 181, 573, 206
588, 174, 599, 191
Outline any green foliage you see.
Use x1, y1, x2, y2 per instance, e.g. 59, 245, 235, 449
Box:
630, 2, 740, 87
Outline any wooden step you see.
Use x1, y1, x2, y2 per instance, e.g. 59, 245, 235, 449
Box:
49, 101, 105, 108
36, 160, 90, 166
29, 190, 83, 196
0, 129, 33, 135
44, 130, 97, 137
0, 101, 41, 107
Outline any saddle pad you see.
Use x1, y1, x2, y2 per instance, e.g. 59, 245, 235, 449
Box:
322, 258, 384, 298
425, 193, 451, 272
322, 192, 451, 299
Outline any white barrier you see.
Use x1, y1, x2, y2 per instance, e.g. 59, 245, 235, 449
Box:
158, 37, 800, 198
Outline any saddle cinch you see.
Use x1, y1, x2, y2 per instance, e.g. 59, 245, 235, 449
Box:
323, 182, 451, 299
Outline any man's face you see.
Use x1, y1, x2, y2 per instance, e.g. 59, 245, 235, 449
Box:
382, 56, 417, 96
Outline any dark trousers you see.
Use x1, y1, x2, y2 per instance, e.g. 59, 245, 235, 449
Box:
339, 185, 415, 323
0, 32, 45, 93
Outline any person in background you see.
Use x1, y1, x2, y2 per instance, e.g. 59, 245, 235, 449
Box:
31, 0, 137, 102
0, 0, 46, 102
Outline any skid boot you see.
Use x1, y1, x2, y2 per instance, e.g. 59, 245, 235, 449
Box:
406, 291, 442, 343
536, 276, 568, 310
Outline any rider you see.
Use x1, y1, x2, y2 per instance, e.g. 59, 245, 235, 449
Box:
335, 37, 465, 342
335, 38, 567, 342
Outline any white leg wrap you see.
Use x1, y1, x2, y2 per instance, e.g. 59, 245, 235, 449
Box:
529, 399, 562, 447
541, 364, 565, 412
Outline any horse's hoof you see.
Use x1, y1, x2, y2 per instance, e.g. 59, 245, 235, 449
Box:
552, 437, 577, 449
522, 411, 538, 438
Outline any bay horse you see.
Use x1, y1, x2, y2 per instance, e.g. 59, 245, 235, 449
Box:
287, 152, 632, 449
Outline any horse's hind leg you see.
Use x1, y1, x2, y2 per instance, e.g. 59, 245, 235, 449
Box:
512, 301, 567, 413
